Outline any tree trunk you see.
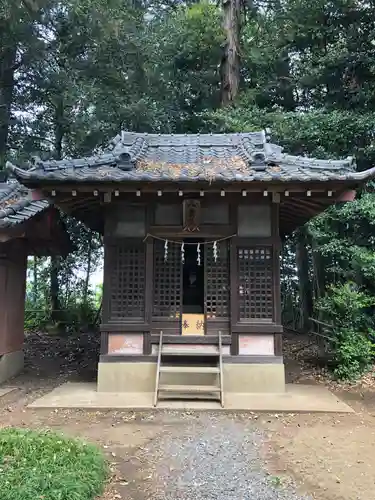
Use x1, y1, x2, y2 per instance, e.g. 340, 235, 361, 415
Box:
53, 97, 64, 161
83, 232, 93, 304
50, 96, 64, 322
220, 0, 241, 106
277, 50, 296, 111
296, 227, 313, 332
311, 238, 325, 303
33, 256, 38, 304
272, 0, 296, 111
50, 256, 61, 322
0, 46, 17, 169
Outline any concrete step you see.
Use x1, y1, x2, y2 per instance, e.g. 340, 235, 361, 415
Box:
160, 365, 219, 374
161, 345, 219, 356
159, 384, 221, 393
158, 393, 220, 401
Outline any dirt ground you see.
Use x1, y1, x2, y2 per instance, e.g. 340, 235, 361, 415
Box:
0, 331, 374, 500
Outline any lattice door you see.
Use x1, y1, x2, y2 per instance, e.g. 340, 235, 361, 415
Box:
237, 246, 273, 321
152, 240, 182, 326
205, 240, 230, 333
109, 242, 145, 321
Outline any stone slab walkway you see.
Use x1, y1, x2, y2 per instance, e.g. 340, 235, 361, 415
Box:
28, 382, 354, 413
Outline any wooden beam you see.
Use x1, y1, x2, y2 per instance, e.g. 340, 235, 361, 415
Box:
281, 199, 325, 217
38, 180, 355, 194
272, 192, 280, 204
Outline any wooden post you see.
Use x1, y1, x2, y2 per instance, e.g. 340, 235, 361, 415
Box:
272, 203, 283, 356
0, 242, 27, 382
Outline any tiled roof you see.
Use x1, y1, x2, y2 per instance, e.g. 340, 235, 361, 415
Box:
7, 131, 372, 185
0, 181, 49, 228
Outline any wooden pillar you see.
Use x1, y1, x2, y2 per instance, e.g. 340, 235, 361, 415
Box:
272, 203, 283, 356
0, 241, 27, 382
229, 237, 238, 355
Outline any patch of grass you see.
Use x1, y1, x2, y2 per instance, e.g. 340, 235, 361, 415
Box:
0, 428, 108, 500
269, 475, 284, 487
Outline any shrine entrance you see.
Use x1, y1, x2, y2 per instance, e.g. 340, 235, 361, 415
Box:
151, 237, 230, 337
181, 239, 205, 335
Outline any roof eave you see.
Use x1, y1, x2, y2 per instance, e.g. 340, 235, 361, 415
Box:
347, 165, 375, 181
7, 160, 375, 186
6, 161, 33, 180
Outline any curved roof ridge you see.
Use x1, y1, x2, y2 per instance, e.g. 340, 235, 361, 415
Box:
0, 180, 22, 203
274, 152, 356, 171
0, 177, 49, 228
5, 131, 370, 185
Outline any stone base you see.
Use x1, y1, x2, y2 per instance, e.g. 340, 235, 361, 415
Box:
224, 363, 285, 393
0, 350, 24, 384
97, 361, 285, 394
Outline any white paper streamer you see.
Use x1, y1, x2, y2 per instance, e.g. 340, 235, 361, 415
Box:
213, 241, 218, 262
164, 239, 168, 262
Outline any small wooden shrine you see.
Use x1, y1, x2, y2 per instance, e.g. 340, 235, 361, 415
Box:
8, 131, 374, 399
0, 178, 69, 383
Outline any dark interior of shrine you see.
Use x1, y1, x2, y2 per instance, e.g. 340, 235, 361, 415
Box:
182, 240, 205, 314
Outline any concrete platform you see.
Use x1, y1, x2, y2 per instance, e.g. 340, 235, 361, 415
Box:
28, 382, 354, 413
0, 387, 16, 398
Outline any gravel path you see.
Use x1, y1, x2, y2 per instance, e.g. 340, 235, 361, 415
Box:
130, 414, 311, 500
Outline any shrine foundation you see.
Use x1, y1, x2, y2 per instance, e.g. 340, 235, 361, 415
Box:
97, 360, 285, 394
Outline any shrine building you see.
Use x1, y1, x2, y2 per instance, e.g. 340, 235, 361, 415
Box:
4, 131, 373, 405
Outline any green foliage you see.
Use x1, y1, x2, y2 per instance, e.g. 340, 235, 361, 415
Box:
24, 298, 50, 332
143, 1, 225, 131
25, 218, 103, 333
0, 428, 108, 500
203, 107, 375, 171
269, 475, 284, 487
333, 328, 374, 381
317, 283, 375, 380
308, 192, 375, 290
317, 282, 374, 331
61, 286, 102, 333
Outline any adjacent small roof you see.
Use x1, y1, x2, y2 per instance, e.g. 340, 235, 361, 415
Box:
7, 131, 373, 185
0, 181, 49, 228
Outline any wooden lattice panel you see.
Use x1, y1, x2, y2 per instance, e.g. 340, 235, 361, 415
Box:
153, 241, 181, 318
205, 241, 229, 319
109, 243, 145, 320
238, 247, 273, 320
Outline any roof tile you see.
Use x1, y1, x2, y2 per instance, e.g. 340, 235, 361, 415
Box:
0, 181, 49, 228
7, 131, 360, 184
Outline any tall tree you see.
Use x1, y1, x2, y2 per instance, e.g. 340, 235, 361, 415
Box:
0, 1, 51, 168
220, 0, 242, 106
296, 228, 313, 331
